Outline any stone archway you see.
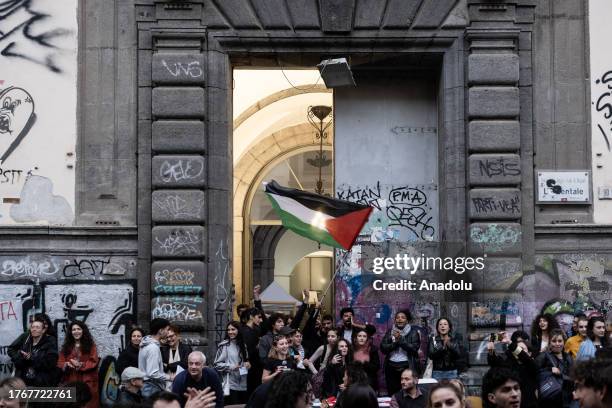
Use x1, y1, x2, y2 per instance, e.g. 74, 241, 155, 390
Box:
233, 123, 332, 303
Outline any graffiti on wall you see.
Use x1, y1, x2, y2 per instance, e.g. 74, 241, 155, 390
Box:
0, 255, 135, 281
153, 267, 203, 295
336, 181, 438, 242
0, 284, 34, 380
151, 296, 204, 327
43, 283, 135, 358
1, 0, 77, 224
471, 300, 522, 328
0, 0, 74, 73
214, 240, 231, 344
534, 254, 611, 307
0, 86, 36, 162
469, 223, 521, 253
593, 70, 612, 152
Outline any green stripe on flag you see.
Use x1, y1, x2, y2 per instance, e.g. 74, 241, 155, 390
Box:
267, 193, 343, 249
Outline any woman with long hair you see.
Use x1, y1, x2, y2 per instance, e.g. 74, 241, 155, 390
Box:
262, 334, 295, 383
577, 316, 608, 361
116, 327, 143, 376
428, 317, 463, 380
536, 328, 573, 408
8, 317, 59, 387
351, 327, 380, 391
309, 328, 339, 370
214, 320, 251, 404
531, 313, 560, 355
57, 321, 100, 408
322, 339, 353, 398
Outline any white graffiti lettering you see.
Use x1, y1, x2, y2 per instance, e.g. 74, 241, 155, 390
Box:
155, 230, 201, 255
153, 194, 201, 219
161, 60, 203, 78
152, 298, 203, 321
160, 160, 203, 183
0, 258, 60, 277
154, 269, 195, 286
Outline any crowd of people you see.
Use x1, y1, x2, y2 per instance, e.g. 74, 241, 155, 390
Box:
0, 288, 611, 408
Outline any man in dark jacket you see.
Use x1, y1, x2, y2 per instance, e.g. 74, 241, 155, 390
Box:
381, 310, 421, 396
171, 351, 223, 408
487, 330, 537, 408
390, 368, 426, 408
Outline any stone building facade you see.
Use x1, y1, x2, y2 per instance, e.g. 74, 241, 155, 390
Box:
1, 0, 610, 395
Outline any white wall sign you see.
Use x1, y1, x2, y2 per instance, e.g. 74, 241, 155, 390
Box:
537, 171, 591, 203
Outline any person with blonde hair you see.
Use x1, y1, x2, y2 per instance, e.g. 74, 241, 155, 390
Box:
427, 381, 467, 408
262, 334, 296, 383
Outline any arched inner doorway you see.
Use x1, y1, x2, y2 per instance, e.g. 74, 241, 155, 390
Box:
245, 148, 334, 309
232, 68, 334, 308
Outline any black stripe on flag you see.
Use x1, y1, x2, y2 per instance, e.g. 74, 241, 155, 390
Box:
265, 180, 370, 218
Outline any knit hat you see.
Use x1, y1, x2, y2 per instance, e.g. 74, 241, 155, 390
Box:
121, 367, 145, 382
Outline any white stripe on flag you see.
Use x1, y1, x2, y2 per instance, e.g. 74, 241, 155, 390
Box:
268, 193, 332, 231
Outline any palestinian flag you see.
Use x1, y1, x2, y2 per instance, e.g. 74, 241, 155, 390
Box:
264, 180, 373, 250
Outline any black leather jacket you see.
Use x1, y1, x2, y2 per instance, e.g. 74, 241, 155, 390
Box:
427, 334, 462, 371
380, 327, 420, 372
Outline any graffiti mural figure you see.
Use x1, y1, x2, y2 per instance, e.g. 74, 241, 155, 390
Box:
0, 86, 35, 163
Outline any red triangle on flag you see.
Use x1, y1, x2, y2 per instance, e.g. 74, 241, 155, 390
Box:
324, 207, 373, 250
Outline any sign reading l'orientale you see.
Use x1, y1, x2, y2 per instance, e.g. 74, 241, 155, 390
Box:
537, 171, 591, 203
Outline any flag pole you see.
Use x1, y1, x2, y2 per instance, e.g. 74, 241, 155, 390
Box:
319, 248, 345, 305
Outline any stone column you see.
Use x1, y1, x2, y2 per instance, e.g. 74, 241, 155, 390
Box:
149, 30, 208, 344
464, 0, 533, 387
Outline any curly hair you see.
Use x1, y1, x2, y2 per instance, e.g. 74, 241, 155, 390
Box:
268, 313, 286, 330
396, 309, 413, 322
330, 339, 353, 365
531, 313, 559, 339
264, 370, 311, 408
61, 321, 95, 356
482, 367, 520, 408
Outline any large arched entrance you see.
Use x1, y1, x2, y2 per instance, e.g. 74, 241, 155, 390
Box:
232, 70, 334, 309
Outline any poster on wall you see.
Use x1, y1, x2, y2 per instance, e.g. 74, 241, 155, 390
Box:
0, 0, 78, 225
